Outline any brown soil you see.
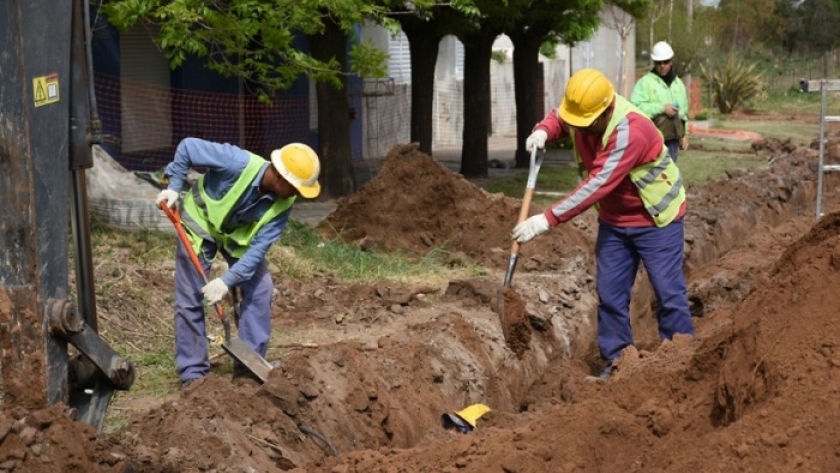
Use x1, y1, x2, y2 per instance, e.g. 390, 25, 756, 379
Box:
4, 136, 840, 472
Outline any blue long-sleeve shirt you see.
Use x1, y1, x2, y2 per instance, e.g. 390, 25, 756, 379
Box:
165, 138, 291, 288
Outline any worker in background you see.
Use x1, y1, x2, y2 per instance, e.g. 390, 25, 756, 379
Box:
631, 41, 690, 161
515, 68, 695, 380
156, 138, 321, 388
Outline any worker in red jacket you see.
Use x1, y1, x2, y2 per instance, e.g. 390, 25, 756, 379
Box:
513, 68, 695, 380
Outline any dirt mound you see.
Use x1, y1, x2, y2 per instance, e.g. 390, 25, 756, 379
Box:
104, 374, 324, 472
0, 404, 125, 472
321, 142, 593, 270
322, 143, 516, 265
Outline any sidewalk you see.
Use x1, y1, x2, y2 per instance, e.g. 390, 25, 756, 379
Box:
292, 201, 338, 226
433, 135, 518, 167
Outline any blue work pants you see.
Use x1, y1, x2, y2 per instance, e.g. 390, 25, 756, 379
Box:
595, 219, 694, 363
173, 239, 273, 382
665, 139, 680, 162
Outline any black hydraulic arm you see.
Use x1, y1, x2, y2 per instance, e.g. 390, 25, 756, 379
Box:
0, 0, 135, 432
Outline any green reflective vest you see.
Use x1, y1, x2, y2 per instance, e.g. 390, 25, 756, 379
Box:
181, 153, 294, 258
571, 95, 685, 227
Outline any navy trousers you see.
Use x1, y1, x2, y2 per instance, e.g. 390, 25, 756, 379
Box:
665, 139, 680, 162
173, 238, 273, 382
595, 219, 694, 363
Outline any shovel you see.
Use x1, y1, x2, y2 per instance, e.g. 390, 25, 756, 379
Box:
230, 286, 277, 372
159, 202, 273, 383
499, 146, 544, 319
503, 146, 544, 288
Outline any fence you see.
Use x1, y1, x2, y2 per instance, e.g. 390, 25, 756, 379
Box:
95, 57, 560, 171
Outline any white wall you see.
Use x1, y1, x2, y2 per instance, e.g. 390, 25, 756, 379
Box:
568, 7, 637, 97
359, 11, 635, 159
543, 58, 567, 115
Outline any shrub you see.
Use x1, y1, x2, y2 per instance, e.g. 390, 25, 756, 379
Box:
700, 56, 765, 114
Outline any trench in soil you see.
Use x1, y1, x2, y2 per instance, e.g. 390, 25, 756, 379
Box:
163, 144, 822, 471
1, 139, 838, 472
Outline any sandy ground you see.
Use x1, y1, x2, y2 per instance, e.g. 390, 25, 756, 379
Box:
3, 133, 840, 472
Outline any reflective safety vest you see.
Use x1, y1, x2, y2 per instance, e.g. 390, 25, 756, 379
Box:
181, 153, 294, 258
570, 95, 685, 227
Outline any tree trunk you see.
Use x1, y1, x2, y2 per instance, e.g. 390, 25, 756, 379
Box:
509, 30, 545, 169
400, 19, 443, 156
458, 29, 499, 178
309, 19, 355, 199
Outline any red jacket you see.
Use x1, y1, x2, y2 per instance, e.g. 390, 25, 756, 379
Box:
535, 104, 687, 228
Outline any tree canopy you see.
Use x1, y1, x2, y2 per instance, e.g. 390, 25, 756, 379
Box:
101, 0, 478, 98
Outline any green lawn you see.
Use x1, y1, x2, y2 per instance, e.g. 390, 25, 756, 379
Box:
481, 115, 820, 198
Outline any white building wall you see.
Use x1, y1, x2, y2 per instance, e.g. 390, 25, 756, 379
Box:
568, 7, 636, 97
358, 11, 634, 159
434, 36, 464, 146
490, 54, 516, 137
543, 59, 567, 114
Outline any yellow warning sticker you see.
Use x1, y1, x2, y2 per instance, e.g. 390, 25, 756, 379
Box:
33, 73, 60, 107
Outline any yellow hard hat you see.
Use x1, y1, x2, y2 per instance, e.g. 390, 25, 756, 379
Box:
441, 403, 491, 433
559, 68, 615, 127
270, 143, 321, 198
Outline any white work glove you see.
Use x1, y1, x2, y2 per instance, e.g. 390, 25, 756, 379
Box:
155, 189, 179, 209
512, 214, 551, 243
525, 129, 548, 151
202, 278, 229, 306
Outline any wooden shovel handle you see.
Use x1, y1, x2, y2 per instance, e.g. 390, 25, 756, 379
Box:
510, 186, 536, 256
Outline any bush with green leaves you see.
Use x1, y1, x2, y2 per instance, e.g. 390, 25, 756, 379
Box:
700, 56, 765, 114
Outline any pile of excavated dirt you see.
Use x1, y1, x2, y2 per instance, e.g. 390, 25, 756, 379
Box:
0, 403, 126, 473
5, 136, 840, 472
321, 143, 595, 270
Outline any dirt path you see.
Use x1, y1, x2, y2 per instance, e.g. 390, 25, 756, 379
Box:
688, 122, 763, 141
4, 138, 840, 472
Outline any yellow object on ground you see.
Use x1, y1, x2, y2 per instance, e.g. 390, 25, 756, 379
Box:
441, 403, 491, 434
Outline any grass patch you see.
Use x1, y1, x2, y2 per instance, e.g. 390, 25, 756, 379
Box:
477, 149, 769, 197
121, 348, 179, 395
483, 164, 580, 206
274, 219, 485, 284
89, 222, 174, 264
679, 150, 769, 186
751, 87, 840, 115
700, 118, 818, 145
103, 413, 130, 435
479, 114, 820, 197
103, 347, 178, 433
483, 164, 579, 198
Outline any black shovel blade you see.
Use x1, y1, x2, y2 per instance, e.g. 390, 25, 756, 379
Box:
222, 337, 273, 383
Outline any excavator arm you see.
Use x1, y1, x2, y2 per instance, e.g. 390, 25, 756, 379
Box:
0, 0, 135, 432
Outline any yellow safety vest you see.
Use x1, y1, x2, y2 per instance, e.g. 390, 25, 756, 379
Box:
570, 95, 685, 227
181, 153, 294, 258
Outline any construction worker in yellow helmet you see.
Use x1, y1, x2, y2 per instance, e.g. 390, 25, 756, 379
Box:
516, 68, 694, 381
156, 138, 320, 388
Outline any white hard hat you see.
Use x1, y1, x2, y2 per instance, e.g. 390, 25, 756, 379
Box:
651, 41, 674, 61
